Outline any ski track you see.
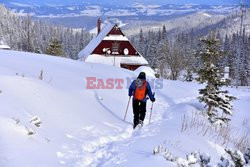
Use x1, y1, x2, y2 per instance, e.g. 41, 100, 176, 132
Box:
57, 89, 193, 167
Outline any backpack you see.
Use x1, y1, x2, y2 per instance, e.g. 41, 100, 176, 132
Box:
134, 79, 147, 101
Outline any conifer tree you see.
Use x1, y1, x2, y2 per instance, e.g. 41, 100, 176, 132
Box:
158, 37, 170, 77
138, 29, 145, 56
162, 25, 167, 39
45, 39, 64, 57
196, 34, 236, 124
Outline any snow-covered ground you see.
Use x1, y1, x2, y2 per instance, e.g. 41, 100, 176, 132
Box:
0, 50, 249, 167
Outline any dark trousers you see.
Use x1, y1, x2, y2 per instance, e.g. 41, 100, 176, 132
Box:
132, 99, 146, 128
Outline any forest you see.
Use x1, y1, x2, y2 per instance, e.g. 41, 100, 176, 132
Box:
0, 4, 249, 86
0, 5, 91, 60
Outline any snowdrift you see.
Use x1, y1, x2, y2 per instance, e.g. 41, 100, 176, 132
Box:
0, 50, 249, 167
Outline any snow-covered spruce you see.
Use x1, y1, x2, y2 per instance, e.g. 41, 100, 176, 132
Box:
226, 148, 246, 166
218, 148, 250, 167
196, 34, 236, 124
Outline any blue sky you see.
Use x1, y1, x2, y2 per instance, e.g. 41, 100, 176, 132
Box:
0, 0, 248, 5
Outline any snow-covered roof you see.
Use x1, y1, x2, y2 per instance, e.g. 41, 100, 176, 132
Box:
85, 54, 148, 66
78, 23, 115, 60
103, 35, 129, 41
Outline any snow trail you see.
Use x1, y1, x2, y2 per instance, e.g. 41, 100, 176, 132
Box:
56, 88, 174, 166
85, 90, 173, 166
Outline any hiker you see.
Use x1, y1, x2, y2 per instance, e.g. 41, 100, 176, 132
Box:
128, 72, 155, 129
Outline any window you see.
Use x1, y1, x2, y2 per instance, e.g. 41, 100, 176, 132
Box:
112, 42, 119, 55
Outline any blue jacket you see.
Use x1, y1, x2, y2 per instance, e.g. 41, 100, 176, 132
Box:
128, 80, 154, 102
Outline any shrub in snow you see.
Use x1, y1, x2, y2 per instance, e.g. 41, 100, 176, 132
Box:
34, 48, 41, 54
153, 145, 175, 162
187, 152, 199, 165
199, 153, 211, 167
30, 116, 42, 127
196, 34, 236, 124
218, 156, 234, 167
225, 149, 246, 166
154, 146, 249, 167
153, 145, 167, 155
176, 157, 189, 167
153, 145, 164, 155
163, 150, 175, 162
26, 128, 35, 135
12, 118, 20, 124
245, 148, 250, 164
153, 146, 213, 166
39, 70, 43, 80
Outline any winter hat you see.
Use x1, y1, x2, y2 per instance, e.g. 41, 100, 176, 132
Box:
137, 72, 146, 80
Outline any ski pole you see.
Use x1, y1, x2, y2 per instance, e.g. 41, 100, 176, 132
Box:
149, 102, 154, 124
149, 92, 155, 124
124, 96, 131, 121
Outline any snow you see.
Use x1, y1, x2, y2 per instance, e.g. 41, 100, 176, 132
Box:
89, 19, 128, 35
105, 9, 137, 17
103, 35, 129, 41
201, 12, 212, 17
0, 50, 249, 167
84, 54, 149, 66
134, 66, 156, 78
80, 6, 102, 16
80, 8, 102, 17
0, 45, 10, 50
0, 40, 10, 50
67, 6, 76, 11
14, 10, 36, 17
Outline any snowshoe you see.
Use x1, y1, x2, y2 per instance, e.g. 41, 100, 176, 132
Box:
134, 122, 143, 130
139, 120, 144, 127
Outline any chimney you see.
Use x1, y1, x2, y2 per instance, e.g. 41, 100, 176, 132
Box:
97, 18, 101, 34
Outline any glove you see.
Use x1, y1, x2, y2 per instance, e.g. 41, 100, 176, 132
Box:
151, 97, 155, 102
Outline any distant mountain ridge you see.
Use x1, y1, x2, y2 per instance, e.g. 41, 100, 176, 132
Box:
1, 0, 244, 6
3, 3, 237, 18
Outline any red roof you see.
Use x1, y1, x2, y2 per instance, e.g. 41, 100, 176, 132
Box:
78, 22, 148, 66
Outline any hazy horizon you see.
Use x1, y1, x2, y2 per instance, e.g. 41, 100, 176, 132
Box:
0, 0, 248, 6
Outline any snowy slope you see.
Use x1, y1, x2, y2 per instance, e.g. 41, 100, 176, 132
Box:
0, 50, 249, 167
